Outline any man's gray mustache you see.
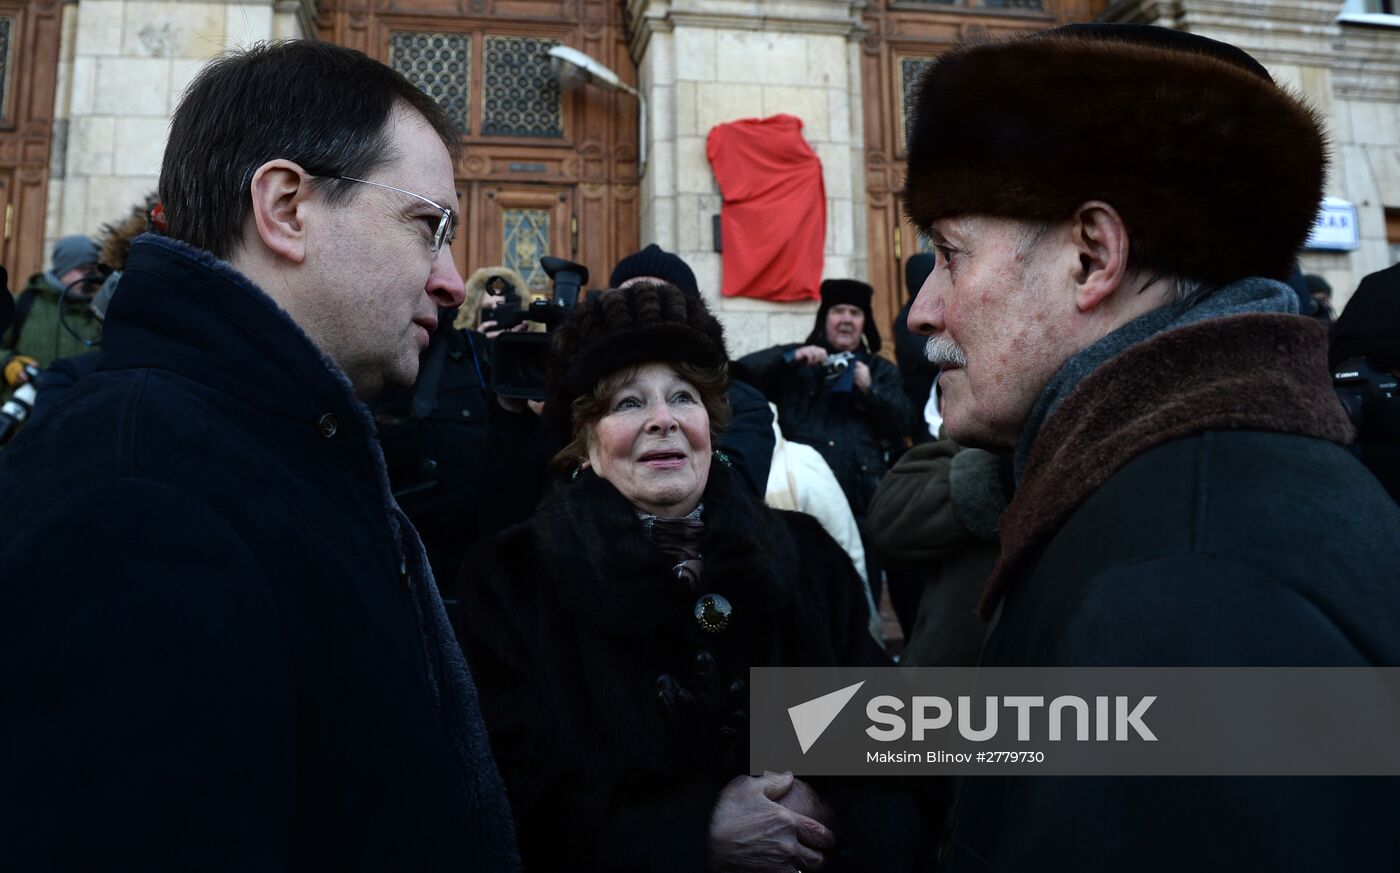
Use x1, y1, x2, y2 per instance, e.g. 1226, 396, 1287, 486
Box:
924, 335, 968, 368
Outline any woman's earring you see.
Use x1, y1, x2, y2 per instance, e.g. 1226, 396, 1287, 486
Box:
571, 466, 583, 481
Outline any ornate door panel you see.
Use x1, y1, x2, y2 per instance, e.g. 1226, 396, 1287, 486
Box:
860, 0, 1107, 342
0, 0, 61, 286
475, 183, 573, 294
317, 0, 638, 295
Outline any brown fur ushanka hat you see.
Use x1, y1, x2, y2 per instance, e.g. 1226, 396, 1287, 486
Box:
546, 281, 728, 440
903, 23, 1328, 285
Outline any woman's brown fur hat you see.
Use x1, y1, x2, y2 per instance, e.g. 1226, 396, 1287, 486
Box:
545, 281, 728, 441
903, 24, 1327, 285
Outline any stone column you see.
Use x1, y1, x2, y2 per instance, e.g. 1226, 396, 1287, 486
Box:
627, 0, 867, 357
1103, 0, 1400, 309
46, 0, 316, 257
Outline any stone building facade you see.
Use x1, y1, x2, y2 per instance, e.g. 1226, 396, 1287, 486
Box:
43, 0, 314, 270
8, 0, 1395, 343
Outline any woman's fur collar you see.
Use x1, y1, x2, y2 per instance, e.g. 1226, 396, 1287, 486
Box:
532, 462, 799, 637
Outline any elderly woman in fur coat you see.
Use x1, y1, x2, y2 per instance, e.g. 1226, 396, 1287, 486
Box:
457, 281, 927, 872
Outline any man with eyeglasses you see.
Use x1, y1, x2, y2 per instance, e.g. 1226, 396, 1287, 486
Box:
0, 42, 518, 870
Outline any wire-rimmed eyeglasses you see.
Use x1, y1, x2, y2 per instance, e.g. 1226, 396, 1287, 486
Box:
328, 175, 457, 254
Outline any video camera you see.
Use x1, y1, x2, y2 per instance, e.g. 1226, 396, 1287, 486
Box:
0, 363, 41, 446
1334, 357, 1399, 437
490, 256, 589, 400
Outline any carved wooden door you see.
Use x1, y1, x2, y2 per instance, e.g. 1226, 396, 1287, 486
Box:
0, 0, 60, 286
475, 183, 574, 296
317, 0, 638, 298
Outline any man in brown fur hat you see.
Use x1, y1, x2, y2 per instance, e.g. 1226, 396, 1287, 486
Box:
904, 23, 1400, 870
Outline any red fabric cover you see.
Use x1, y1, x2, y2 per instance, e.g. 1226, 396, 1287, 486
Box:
706, 114, 826, 302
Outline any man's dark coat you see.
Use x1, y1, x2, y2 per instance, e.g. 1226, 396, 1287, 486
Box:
458, 462, 931, 871
0, 236, 517, 870
947, 314, 1400, 872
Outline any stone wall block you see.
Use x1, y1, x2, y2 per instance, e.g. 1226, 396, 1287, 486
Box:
75, 1, 125, 58
85, 176, 157, 236
1349, 99, 1400, 147
762, 86, 828, 142
169, 58, 209, 113
826, 197, 853, 256
675, 28, 717, 81
676, 82, 698, 137
650, 195, 678, 250
122, 3, 225, 60
712, 293, 816, 314
821, 254, 851, 280
694, 82, 763, 133
805, 35, 847, 88
113, 117, 170, 177
827, 85, 851, 144
813, 141, 850, 198
650, 82, 676, 144
1340, 143, 1383, 213
225, 4, 276, 51
716, 309, 772, 358
69, 116, 116, 177
689, 250, 721, 298
59, 177, 87, 237
716, 32, 810, 87
646, 29, 676, 87
648, 129, 677, 201
95, 57, 172, 116
45, 181, 64, 241
1364, 144, 1400, 205
677, 134, 719, 194
273, 10, 304, 40
768, 310, 821, 347
70, 56, 98, 116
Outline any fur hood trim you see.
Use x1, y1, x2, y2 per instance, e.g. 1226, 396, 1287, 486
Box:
904, 25, 1327, 284
454, 266, 530, 330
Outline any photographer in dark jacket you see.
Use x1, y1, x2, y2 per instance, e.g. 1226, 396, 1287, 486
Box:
1330, 261, 1400, 504
740, 279, 911, 596
893, 253, 940, 446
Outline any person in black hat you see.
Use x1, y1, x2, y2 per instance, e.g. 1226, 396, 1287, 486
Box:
456, 279, 925, 873
1, 235, 103, 400
903, 22, 1400, 871
739, 278, 912, 596
1329, 262, 1400, 505
893, 253, 940, 445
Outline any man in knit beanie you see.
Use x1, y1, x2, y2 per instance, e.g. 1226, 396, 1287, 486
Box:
1, 235, 103, 394
903, 22, 1400, 869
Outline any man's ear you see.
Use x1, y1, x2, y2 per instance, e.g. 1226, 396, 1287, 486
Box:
248, 160, 313, 265
1069, 200, 1130, 313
